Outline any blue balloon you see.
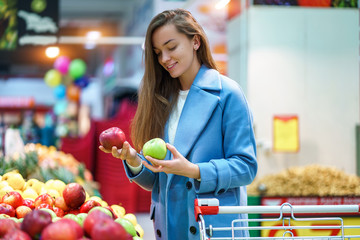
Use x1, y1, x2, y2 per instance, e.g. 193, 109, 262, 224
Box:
54, 84, 66, 99
44, 113, 55, 127
74, 76, 90, 89
54, 99, 68, 115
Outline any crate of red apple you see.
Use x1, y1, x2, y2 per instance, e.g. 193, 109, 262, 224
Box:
0, 179, 144, 240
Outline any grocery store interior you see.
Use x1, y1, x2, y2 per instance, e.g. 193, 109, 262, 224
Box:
0, 0, 359, 239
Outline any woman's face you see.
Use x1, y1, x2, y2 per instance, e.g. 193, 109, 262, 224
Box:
152, 24, 200, 88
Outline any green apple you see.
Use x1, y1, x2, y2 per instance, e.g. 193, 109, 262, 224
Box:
0, 214, 10, 219
133, 237, 143, 240
114, 217, 137, 236
142, 138, 167, 160
63, 213, 81, 225
9, 217, 21, 223
76, 213, 88, 226
39, 208, 57, 219
88, 206, 113, 219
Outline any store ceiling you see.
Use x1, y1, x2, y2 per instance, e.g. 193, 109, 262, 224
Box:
0, 0, 147, 78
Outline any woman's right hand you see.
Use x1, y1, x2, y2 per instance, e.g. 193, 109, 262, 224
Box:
99, 141, 142, 167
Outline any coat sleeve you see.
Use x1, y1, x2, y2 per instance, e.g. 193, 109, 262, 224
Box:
123, 153, 157, 191
194, 79, 258, 196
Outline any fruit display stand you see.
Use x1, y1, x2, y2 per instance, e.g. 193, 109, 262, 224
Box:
0, 171, 145, 239
0, 143, 99, 197
60, 99, 152, 213
246, 164, 360, 238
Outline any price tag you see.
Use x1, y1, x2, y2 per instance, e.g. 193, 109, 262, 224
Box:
273, 115, 299, 152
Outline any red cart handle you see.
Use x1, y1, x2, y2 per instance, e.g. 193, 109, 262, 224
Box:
194, 198, 220, 221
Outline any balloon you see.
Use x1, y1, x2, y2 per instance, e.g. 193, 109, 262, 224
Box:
44, 113, 55, 127
69, 59, 87, 79
54, 56, 71, 75
66, 84, 81, 102
54, 99, 68, 115
44, 69, 62, 88
62, 75, 74, 86
54, 84, 66, 99
55, 124, 68, 137
74, 76, 90, 89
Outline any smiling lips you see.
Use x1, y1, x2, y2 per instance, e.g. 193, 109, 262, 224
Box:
167, 62, 176, 70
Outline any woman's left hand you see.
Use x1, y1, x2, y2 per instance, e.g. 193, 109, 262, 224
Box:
142, 143, 200, 179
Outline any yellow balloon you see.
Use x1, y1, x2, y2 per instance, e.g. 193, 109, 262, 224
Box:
44, 69, 62, 88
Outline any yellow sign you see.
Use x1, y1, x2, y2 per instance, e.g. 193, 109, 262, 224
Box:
273, 115, 299, 152
261, 218, 360, 238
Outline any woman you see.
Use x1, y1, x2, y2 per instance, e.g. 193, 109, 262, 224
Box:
100, 8, 257, 240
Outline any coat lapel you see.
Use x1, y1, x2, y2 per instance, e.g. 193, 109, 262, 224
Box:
174, 88, 219, 157
166, 66, 221, 186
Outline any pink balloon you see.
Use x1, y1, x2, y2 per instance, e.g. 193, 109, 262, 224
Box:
54, 56, 71, 75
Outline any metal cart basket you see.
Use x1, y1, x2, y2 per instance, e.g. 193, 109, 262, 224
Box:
194, 198, 360, 240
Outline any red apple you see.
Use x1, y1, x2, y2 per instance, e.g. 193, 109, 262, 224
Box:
62, 218, 84, 238
2, 191, 24, 209
21, 209, 52, 239
63, 183, 86, 209
80, 200, 101, 214
91, 218, 130, 240
22, 199, 35, 210
53, 206, 65, 217
0, 203, 15, 217
36, 203, 53, 211
0, 219, 19, 237
3, 229, 31, 240
99, 127, 126, 151
34, 194, 54, 209
15, 206, 32, 219
83, 209, 112, 237
54, 196, 69, 211
42, 218, 83, 240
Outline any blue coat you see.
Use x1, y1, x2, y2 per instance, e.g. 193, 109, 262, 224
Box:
124, 65, 257, 240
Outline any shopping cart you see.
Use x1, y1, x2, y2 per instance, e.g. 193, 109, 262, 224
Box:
194, 198, 360, 240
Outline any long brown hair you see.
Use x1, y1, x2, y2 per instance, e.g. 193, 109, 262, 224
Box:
130, 8, 218, 151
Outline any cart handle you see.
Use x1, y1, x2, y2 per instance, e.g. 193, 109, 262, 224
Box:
194, 198, 360, 219
194, 198, 219, 221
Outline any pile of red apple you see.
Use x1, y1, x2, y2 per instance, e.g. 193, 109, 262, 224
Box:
0, 182, 142, 240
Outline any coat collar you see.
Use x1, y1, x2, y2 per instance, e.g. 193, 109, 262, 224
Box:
192, 65, 221, 91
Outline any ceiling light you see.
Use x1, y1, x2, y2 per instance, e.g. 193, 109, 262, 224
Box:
86, 31, 101, 41
45, 46, 60, 58
215, 0, 231, 9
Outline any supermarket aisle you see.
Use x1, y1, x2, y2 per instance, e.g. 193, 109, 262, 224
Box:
136, 213, 156, 239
